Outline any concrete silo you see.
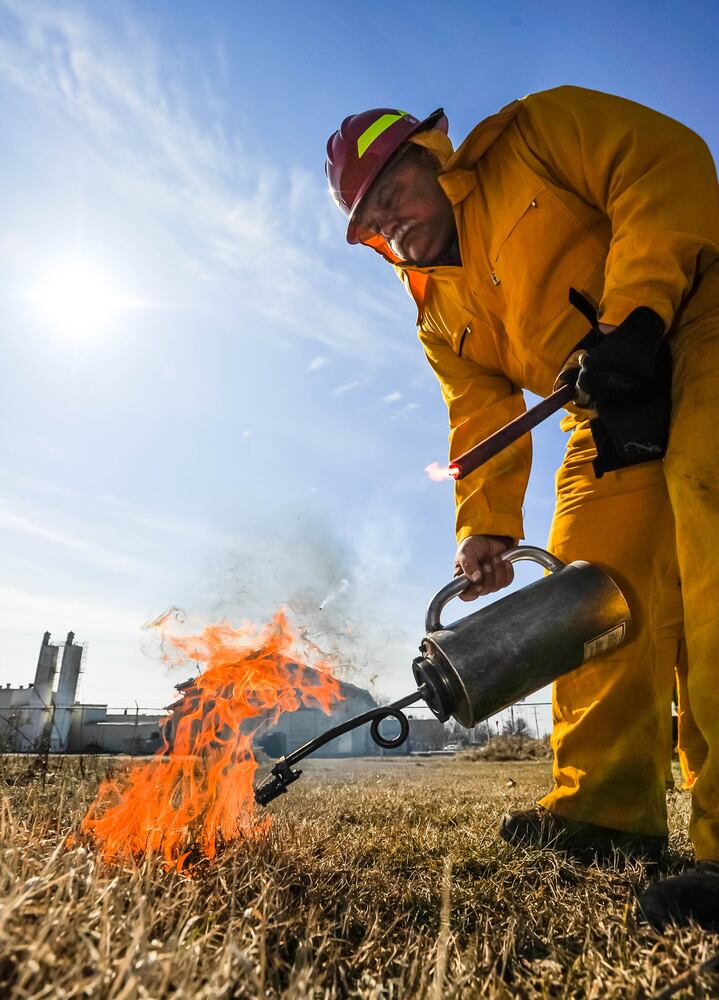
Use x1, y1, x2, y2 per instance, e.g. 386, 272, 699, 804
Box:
33, 632, 59, 704
22, 632, 61, 748
50, 632, 83, 751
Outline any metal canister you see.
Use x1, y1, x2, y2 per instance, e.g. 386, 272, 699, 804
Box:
412, 546, 631, 727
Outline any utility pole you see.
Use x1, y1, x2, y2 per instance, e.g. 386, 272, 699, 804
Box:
533, 706, 540, 739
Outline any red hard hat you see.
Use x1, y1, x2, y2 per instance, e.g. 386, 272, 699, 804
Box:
326, 107, 448, 244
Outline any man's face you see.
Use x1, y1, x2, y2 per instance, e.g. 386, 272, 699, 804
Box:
355, 145, 456, 266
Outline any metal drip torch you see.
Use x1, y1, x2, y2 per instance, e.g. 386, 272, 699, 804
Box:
254, 545, 631, 806
255, 358, 626, 807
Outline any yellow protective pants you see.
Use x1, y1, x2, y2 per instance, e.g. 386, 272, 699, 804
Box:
654, 576, 708, 789
675, 640, 709, 789
655, 575, 683, 790
539, 267, 719, 860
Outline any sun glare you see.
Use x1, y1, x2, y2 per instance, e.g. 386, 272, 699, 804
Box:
35, 262, 123, 337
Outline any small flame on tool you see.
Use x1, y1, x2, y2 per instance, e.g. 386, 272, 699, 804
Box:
79, 610, 342, 871
425, 462, 459, 482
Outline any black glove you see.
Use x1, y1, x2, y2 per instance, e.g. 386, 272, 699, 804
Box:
562, 290, 673, 478
576, 306, 667, 406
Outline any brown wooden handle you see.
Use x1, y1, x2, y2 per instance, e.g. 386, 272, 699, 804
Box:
449, 383, 574, 481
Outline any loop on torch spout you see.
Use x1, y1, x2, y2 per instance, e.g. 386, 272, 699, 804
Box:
254, 688, 428, 805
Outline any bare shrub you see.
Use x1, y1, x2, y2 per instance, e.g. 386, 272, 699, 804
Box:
464, 735, 554, 762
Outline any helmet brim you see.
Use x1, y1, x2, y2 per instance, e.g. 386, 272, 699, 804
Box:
346, 108, 448, 245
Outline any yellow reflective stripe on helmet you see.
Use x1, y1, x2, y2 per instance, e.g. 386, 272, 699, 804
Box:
357, 111, 407, 158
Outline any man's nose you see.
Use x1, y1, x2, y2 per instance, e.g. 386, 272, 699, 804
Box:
378, 215, 400, 240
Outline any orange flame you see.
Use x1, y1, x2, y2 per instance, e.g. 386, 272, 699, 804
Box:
425, 461, 459, 482
80, 609, 342, 871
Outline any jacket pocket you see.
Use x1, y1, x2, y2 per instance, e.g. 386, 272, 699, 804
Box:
421, 301, 476, 357
492, 185, 605, 327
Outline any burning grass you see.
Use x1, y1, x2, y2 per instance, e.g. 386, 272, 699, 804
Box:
81, 610, 342, 870
0, 754, 717, 998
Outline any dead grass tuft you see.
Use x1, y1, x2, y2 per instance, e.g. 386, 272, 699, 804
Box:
0, 754, 716, 998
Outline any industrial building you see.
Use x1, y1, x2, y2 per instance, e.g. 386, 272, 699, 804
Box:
403, 715, 447, 751
1, 631, 429, 757
258, 679, 382, 757
0, 631, 165, 754
164, 674, 384, 758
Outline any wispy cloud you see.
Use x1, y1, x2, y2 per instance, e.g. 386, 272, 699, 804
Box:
332, 380, 363, 397
392, 402, 420, 421
0, 0, 416, 362
0, 584, 145, 639
0, 495, 147, 575
0, 471, 248, 558
382, 391, 403, 404
306, 355, 328, 372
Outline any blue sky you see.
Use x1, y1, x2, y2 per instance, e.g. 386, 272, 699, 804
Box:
1, 1, 717, 729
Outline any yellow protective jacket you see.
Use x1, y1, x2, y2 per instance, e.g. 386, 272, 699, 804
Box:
365, 86, 719, 542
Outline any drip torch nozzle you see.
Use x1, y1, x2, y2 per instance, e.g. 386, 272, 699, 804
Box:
254, 758, 303, 805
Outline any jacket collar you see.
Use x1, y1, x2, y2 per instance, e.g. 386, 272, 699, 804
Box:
439, 99, 522, 206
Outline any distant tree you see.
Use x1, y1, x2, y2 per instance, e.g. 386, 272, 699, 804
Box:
503, 716, 530, 743
471, 723, 490, 746
446, 718, 470, 747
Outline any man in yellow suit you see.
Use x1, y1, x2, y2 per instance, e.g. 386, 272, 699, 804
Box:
326, 87, 719, 930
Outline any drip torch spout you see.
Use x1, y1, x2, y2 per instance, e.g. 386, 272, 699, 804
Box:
254, 687, 429, 806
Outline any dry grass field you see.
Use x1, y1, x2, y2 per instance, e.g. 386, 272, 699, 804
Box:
0, 752, 717, 999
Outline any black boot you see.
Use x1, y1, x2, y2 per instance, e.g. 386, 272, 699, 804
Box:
637, 862, 719, 931
500, 807, 667, 862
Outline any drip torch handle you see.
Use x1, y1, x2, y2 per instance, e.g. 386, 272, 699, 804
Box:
425, 545, 566, 632
449, 383, 574, 481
